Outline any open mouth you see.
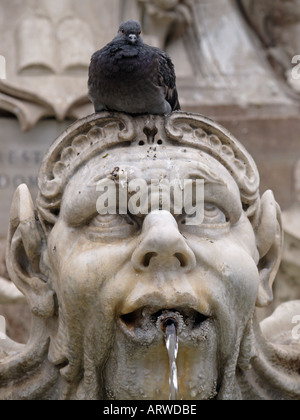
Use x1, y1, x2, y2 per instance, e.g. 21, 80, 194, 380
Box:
120, 306, 210, 345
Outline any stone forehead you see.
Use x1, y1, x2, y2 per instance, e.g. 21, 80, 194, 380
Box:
36, 112, 260, 227
71, 144, 236, 187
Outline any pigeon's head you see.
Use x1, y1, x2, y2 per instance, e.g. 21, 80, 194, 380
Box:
118, 20, 142, 45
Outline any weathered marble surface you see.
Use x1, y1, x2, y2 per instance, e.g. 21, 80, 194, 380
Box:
274, 160, 300, 309
1, 0, 299, 226
0, 112, 299, 400
240, 0, 300, 95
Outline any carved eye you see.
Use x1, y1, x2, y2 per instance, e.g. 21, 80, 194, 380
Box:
91, 213, 122, 228
202, 203, 227, 225
179, 203, 228, 232
86, 213, 138, 242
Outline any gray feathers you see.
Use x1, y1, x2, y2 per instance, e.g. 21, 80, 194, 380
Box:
88, 20, 180, 114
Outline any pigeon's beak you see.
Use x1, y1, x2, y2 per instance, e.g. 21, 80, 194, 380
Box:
128, 34, 138, 44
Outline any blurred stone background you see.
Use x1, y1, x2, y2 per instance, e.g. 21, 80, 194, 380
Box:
0, 0, 299, 343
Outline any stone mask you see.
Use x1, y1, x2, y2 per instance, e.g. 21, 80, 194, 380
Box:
1, 112, 299, 400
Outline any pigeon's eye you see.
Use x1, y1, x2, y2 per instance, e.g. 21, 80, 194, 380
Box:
138, 31, 141, 35
121, 29, 125, 34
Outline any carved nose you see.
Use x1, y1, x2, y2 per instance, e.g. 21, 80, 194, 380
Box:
132, 211, 196, 272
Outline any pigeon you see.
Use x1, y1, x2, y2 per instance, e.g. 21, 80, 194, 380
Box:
88, 20, 180, 115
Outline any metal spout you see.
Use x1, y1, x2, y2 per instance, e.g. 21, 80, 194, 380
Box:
161, 317, 178, 333
156, 310, 184, 335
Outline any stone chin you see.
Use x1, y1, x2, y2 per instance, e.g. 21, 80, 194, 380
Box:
103, 299, 219, 400
99, 279, 256, 400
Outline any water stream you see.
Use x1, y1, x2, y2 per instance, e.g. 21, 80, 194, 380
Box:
164, 321, 179, 400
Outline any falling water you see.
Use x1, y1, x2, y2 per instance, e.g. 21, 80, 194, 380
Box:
164, 321, 179, 400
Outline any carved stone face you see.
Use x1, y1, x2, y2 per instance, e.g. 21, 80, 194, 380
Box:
45, 145, 260, 399
4, 113, 287, 400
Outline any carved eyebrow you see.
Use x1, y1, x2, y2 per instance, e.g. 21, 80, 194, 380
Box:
187, 170, 225, 187
203, 182, 242, 225
171, 158, 226, 185
61, 181, 102, 226
182, 164, 242, 223
61, 175, 242, 229
61, 157, 242, 226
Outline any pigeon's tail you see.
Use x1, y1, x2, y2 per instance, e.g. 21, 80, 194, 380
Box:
172, 92, 181, 112
166, 86, 181, 112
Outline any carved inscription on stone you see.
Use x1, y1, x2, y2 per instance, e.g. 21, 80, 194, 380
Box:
0, 119, 70, 237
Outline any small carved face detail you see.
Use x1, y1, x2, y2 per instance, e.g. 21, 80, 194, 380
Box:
46, 145, 260, 399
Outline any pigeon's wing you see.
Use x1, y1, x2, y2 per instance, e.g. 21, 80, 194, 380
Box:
154, 48, 181, 111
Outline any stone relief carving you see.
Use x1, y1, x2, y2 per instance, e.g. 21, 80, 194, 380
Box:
136, 0, 193, 50
17, 0, 94, 76
0, 112, 299, 400
1, 0, 293, 131
275, 160, 300, 306
240, 0, 300, 95
0, 0, 121, 130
